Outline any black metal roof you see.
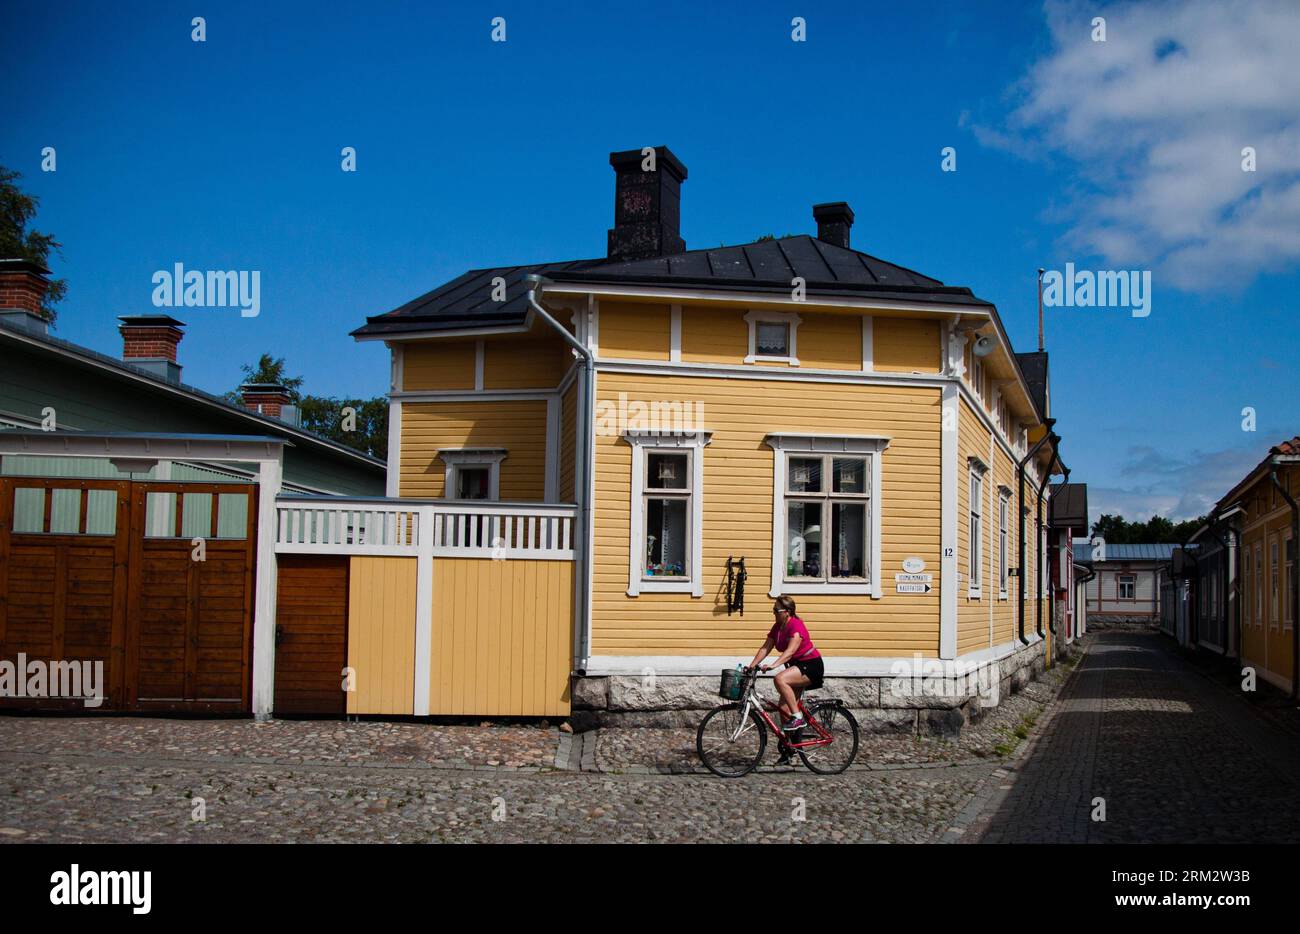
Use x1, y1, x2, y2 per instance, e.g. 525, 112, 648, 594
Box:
352, 236, 992, 338
1049, 482, 1088, 533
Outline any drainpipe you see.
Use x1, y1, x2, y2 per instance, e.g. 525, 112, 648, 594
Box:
1017, 420, 1055, 645
1036, 447, 1064, 639
1269, 459, 1299, 700
525, 274, 595, 672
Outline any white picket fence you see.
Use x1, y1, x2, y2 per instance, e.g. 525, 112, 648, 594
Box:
274, 497, 576, 560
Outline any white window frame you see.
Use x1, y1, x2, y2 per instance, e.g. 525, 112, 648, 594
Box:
1255, 542, 1263, 627
1118, 574, 1136, 600
437, 448, 506, 501
968, 457, 987, 598
744, 310, 801, 366
1270, 535, 1280, 629
624, 429, 710, 596
997, 488, 1010, 598
765, 434, 888, 598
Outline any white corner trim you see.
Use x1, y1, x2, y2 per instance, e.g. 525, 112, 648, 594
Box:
622, 430, 712, 597
386, 399, 402, 497
744, 309, 802, 366
589, 295, 600, 357
474, 340, 485, 391
861, 315, 874, 373
940, 383, 958, 659
669, 304, 682, 362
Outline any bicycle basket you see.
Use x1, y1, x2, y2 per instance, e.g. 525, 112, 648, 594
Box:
719, 668, 745, 700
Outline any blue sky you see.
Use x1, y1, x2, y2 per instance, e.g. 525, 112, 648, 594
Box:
3, 0, 1296, 523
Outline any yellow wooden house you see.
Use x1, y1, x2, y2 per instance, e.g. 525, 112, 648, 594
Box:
292, 145, 1067, 728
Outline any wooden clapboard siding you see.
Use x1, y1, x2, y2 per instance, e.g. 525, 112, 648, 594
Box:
1237, 464, 1299, 688
429, 557, 572, 716
599, 301, 670, 360
591, 371, 941, 657
873, 317, 941, 373
794, 313, 862, 370
403, 340, 476, 391
399, 400, 548, 499
275, 555, 348, 715
559, 382, 578, 502
680, 307, 747, 365
346, 556, 417, 715
991, 434, 1017, 645
483, 333, 570, 389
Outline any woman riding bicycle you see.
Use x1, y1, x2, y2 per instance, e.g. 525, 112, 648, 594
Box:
747, 595, 823, 731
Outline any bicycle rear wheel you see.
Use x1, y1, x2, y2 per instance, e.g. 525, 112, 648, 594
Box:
696, 703, 768, 777
797, 702, 860, 775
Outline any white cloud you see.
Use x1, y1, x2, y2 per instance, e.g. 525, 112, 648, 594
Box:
1087, 439, 1266, 524
984, 0, 1300, 290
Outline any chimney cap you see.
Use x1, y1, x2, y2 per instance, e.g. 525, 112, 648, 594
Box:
0, 257, 52, 276
609, 145, 688, 181
812, 201, 855, 224
118, 314, 186, 328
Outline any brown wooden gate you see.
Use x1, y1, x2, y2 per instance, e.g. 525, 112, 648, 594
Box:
0, 477, 256, 713
274, 555, 349, 716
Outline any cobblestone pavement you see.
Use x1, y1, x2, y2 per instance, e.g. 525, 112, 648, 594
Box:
0, 649, 1081, 843
972, 630, 1300, 843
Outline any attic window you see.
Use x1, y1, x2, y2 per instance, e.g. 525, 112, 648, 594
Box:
745, 311, 801, 365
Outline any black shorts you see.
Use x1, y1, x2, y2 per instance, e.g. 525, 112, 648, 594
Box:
788, 656, 824, 690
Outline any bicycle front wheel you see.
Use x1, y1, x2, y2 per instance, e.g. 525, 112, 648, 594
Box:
696, 703, 768, 777
797, 703, 860, 775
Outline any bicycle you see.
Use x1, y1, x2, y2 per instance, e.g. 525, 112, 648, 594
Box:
696, 665, 860, 777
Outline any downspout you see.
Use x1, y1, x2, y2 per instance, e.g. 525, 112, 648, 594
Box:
1017, 420, 1055, 645
1269, 460, 1299, 700
525, 274, 595, 672
1036, 446, 1064, 639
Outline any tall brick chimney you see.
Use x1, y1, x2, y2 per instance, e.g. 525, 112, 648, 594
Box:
607, 146, 688, 262
241, 383, 294, 420
119, 315, 185, 384
0, 258, 52, 335
813, 202, 855, 250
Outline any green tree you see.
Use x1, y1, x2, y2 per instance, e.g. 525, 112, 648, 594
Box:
0, 165, 67, 325
1090, 513, 1208, 544
227, 354, 387, 460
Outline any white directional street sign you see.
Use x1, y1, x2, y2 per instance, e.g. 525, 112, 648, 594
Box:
894, 572, 933, 594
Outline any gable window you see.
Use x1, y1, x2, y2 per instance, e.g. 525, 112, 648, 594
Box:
745, 311, 801, 365
437, 448, 506, 501
624, 430, 710, 596
968, 458, 987, 597
765, 434, 887, 597
998, 489, 1010, 597
1118, 574, 1136, 600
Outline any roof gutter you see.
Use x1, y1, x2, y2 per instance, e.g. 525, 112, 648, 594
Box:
524, 274, 594, 674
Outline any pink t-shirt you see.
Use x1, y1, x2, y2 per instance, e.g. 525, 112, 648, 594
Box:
768, 616, 821, 661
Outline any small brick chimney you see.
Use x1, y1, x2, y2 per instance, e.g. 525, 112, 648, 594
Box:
813, 202, 855, 249
241, 383, 293, 420
0, 258, 53, 335
119, 315, 185, 384
607, 146, 688, 262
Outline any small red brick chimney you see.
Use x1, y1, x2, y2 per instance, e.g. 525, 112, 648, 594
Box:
0, 259, 52, 331
118, 315, 185, 384
241, 383, 293, 419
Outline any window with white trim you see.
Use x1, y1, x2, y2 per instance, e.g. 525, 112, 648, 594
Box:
765, 434, 887, 596
1270, 536, 1280, 628
437, 448, 506, 501
1245, 547, 1253, 625
624, 430, 709, 596
1118, 574, 1136, 600
1286, 534, 1295, 630
998, 491, 1009, 597
1255, 543, 1263, 627
744, 311, 801, 365
968, 461, 984, 595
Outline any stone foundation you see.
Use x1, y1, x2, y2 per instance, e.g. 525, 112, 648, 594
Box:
571, 638, 1079, 736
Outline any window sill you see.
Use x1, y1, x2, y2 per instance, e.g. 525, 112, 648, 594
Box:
998, 592, 1008, 601
744, 354, 800, 367
630, 579, 698, 595
967, 589, 982, 600
771, 581, 875, 596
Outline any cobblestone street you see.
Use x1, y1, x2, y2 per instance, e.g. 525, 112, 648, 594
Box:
973, 630, 1300, 843
3, 631, 1296, 843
